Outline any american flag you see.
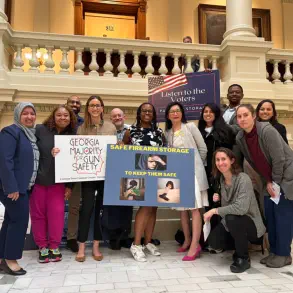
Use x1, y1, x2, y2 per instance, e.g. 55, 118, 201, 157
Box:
148, 74, 188, 95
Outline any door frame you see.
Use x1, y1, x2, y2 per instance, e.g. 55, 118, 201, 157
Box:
74, 0, 147, 39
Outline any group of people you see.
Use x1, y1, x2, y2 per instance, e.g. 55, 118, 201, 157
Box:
0, 84, 292, 276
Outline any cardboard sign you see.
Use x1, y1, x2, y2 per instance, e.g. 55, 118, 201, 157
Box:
104, 145, 196, 208
55, 135, 117, 182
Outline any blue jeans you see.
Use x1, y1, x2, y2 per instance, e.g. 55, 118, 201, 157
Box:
264, 193, 293, 256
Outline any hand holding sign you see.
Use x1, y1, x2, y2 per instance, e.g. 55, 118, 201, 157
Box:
54, 135, 117, 183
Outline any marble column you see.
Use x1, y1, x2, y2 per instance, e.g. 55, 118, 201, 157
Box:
224, 0, 255, 39
0, 0, 7, 22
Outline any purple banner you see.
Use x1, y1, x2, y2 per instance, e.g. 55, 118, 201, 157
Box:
148, 70, 220, 122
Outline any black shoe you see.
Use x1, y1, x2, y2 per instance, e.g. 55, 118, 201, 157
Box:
109, 239, 121, 250
120, 238, 132, 249
230, 257, 251, 273
151, 239, 160, 246
66, 239, 79, 253
0, 260, 26, 276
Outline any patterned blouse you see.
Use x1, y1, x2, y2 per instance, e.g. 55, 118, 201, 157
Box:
129, 125, 165, 147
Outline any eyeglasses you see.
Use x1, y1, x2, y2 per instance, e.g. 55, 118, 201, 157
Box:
141, 109, 153, 114
89, 104, 101, 109
169, 109, 181, 114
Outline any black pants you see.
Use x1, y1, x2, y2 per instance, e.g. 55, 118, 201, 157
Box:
77, 181, 104, 243
0, 189, 29, 260
208, 214, 259, 259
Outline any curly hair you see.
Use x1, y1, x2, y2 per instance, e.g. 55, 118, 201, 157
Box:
43, 105, 77, 133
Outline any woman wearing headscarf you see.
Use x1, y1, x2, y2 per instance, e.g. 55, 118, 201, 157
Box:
0, 102, 39, 275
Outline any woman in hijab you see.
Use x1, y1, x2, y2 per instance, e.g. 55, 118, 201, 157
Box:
0, 102, 39, 275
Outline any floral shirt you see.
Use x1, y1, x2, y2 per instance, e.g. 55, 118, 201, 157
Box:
129, 125, 165, 147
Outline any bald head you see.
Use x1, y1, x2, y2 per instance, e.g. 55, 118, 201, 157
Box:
67, 95, 81, 115
110, 108, 126, 130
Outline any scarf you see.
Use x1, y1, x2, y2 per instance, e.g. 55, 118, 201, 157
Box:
14, 102, 37, 143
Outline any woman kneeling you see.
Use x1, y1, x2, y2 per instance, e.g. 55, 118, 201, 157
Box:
204, 148, 265, 273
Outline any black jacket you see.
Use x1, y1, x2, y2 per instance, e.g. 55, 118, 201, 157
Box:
200, 128, 234, 178
35, 124, 73, 188
272, 121, 288, 144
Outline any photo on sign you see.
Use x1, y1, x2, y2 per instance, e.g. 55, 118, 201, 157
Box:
135, 154, 167, 171
157, 178, 180, 204
120, 178, 145, 201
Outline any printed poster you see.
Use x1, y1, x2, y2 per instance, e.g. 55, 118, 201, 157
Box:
55, 135, 117, 182
148, 70, 220, 121
104, 145, 195, 208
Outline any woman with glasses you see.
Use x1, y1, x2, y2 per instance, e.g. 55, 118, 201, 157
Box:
74, 96, 116, 262
123, 102, 166, 262
164, 102, 209, 261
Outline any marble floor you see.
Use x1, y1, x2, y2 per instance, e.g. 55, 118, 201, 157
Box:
1, 242, 293, 293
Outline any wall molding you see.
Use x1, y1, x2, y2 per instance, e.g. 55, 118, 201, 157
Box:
282, 0, 293, 4
1, 102, 138, 115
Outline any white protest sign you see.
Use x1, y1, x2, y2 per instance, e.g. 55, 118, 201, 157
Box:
55, 135, 117, 183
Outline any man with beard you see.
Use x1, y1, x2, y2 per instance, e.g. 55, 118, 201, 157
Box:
65, 95, 83, 252
67, 95, 84, 127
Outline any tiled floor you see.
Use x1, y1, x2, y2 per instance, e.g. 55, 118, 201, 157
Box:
1, 242, 293, 293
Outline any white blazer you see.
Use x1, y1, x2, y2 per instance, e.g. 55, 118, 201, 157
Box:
165, 122, 209, 191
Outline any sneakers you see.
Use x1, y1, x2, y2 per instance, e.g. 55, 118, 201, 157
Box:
38, 248, 50, 263
144, 243, 161, 256
49, 248, 62, 262
266, 255, 292, 268
130, 244, 147, 262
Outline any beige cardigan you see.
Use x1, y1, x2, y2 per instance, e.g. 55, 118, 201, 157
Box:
165, 122, 209, 191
